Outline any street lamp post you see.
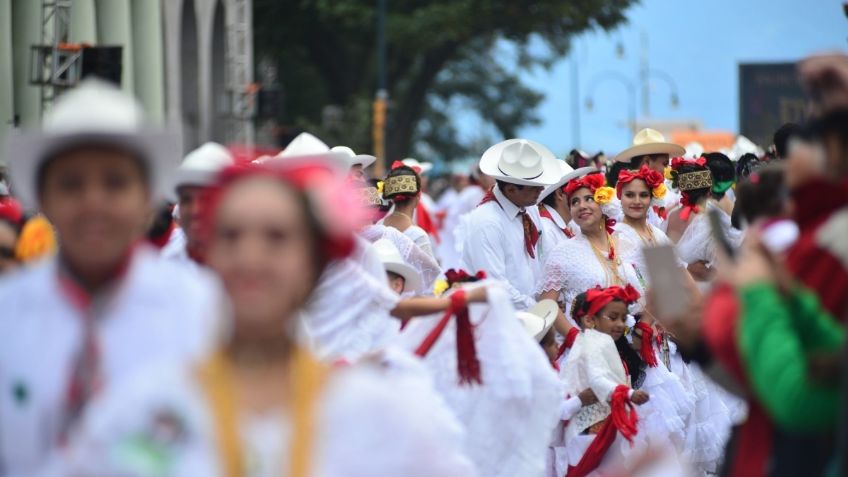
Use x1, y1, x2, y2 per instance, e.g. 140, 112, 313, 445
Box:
585, 70, 637, 143
373, 0, 388, 178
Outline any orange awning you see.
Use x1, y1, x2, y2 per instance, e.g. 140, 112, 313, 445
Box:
670, 130, 735, 152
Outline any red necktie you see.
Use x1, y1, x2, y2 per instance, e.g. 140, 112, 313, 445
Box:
519, 210, 540, 259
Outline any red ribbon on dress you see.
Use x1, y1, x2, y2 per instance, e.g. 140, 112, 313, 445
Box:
566, 384, 640, 477
652, 205, 668, 221
634, 322, 659, 368
415, 201, 440, 243
413, 289, 482, 386
555, 327, 581, 361
539, 204, 574, 239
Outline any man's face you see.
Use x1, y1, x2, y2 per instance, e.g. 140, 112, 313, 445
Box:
644, 154, 671, 174
177, 185, 208, 247
39, 147, 150, 272
504, 183, 544, 207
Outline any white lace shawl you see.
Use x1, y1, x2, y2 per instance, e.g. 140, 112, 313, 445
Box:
675, 201, 743, 267
360, 224, 442, 295
536, 233, 647, 320
394, 282, 561, 477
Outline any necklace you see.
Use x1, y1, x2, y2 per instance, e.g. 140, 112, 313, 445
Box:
631, 222, 656, 245
392, 211, 414, 222
586, 233, 624, 285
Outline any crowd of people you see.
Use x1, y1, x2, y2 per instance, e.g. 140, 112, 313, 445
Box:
0, 52, 846, 477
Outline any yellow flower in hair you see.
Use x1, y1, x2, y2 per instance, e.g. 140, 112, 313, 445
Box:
652, 182, 667, 200
15, 215, 57, 262
593, 186, 615, 205
663, 166, 673, 181
433, 279, 449, 296
375, 180, 384, 196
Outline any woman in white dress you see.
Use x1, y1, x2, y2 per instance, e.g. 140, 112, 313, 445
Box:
67, 160, 476, 477
537, 171, 646, 333
380, 162, 436, 258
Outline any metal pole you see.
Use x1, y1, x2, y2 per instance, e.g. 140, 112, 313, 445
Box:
373, 0, 387, 178
640, 30, 649, 118
570, 53, 580, 148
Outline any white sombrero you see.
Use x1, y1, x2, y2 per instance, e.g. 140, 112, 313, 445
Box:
401, 157, 433, 174
273, 133, 352, 165
330, 145, 377, 169
372, 238, 422, 293
516, 299, 559, 342
613, 128, 685, 164
539, 160, 597, 202
174, 142, 235, 191
5, 78, 180, 209
479, 138, 561, 187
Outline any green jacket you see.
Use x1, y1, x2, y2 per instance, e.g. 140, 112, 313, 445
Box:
738, 282, 845, 432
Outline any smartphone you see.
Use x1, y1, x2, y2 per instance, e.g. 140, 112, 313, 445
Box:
708, 208, 736, 261
642, 245, 688, 320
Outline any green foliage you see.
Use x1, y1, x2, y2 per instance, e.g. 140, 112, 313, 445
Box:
254, 0, 635, 162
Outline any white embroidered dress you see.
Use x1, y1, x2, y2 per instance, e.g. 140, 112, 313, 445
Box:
66, 352, 477, 477
360, 224, 442, 295
395, 282, 561, 477
0, 246, 223, 476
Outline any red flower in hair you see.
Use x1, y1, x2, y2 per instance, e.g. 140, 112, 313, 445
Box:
564, 172, 606, 198
616, 166, 664, 199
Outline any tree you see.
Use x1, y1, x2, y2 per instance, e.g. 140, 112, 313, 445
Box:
254, 0, 635, 163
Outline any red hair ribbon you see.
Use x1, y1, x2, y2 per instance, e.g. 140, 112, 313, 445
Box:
652, 205, 668, 221
0, 197, 23, 226
564, 172, 606, 198
615, 166, 664, 199
678, 194, 701, 221
576, 284, 641, 320
671, 156, 706, 170
390, 160, 406, 170
604, 216, 617, 237
634, 322, 659, 367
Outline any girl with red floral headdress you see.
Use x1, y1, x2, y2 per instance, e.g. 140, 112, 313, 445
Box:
68, 160, 476, 477
537, 171, 646, 340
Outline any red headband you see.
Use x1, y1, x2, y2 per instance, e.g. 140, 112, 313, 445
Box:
199, 162, 360, 263
564, 172, 606, 198
615, 166, 664, 199
576, 284, 641, 319
670, 156, 706, 170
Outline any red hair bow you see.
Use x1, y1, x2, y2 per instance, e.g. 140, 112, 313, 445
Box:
578, 284, 641, 319
670, 156, 706, 170
444, 269, 486, 286
0, 197, 23, 226
564, 173, 606, 198
616, 166, 664, 199
391, 160, 406, 170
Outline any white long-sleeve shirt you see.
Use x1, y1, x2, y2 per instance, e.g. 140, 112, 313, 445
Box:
460, 185, 543, 311
0, 246, 224, 476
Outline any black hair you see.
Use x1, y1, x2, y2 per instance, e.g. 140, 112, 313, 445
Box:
606, 161, 629, 187
384, 165, 421, 204
809, 110, 848, 176
732, 166, 786, 227
773, 123, 804, 159
704, 152, 736, 200
736, 153, 763, 179
495, 179, 529, 191
672, 162, 711, 206
616, 332, 646, 389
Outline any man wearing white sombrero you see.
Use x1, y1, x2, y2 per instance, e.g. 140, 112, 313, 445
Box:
0, 79, 223, 474
613, 128, 685, 174
460, 138, 560, 310
162, 142, 235, 266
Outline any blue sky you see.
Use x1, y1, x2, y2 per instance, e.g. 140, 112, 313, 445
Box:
462, 0, 846, 158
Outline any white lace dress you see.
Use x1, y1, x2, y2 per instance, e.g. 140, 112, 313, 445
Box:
65, 353, 476, 477
360, 224, 442, 295
537, 232, 647, 321
672, 201, 743, 269
394, 282, 561, 477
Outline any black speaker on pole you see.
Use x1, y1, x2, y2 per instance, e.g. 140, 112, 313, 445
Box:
80, 46, 123, 86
